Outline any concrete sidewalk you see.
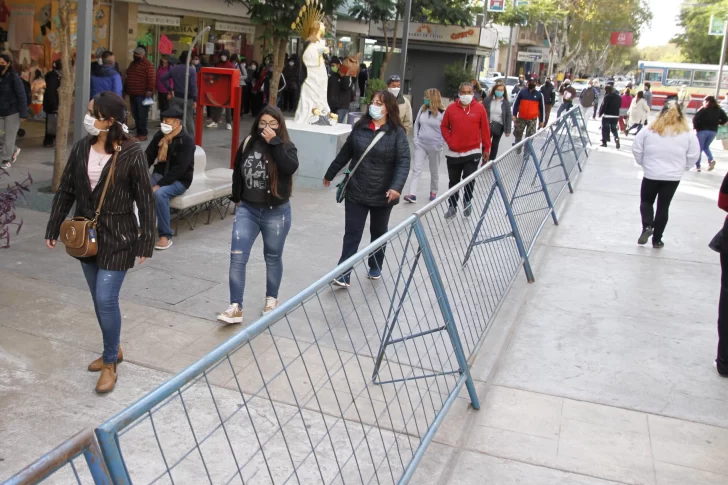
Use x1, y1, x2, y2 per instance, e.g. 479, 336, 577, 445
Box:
1, 116, 727, 484
411, 119, 728, 485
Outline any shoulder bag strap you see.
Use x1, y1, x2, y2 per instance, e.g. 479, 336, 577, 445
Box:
341, 130, 385, 191
93, 149, 119, 222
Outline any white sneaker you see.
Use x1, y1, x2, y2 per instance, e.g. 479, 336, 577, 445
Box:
226, 123, 232, 130
262, 297, 279, 315
207, 121, 218, 128
217, 303, 243, 324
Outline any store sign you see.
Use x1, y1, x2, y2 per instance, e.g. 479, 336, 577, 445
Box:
610, 31, 633, 46
369, 22, 481, 46
215, 22, 256, 37
517, 51, 542, 62
137, 13, 180, 27
479, 29, 498, 48
162, 25, 198, 34
709, 15, 726, 36
487, 0, 506, 12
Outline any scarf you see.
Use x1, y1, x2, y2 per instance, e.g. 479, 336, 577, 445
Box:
157, 124, 183, 162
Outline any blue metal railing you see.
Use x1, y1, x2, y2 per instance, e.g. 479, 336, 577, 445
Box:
3, 107, 590, 485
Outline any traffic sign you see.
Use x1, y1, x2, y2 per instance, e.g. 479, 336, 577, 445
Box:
710, 15, 725, 36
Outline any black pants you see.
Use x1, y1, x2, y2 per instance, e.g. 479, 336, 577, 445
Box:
718, 224, 728, 375
489, 122, 504, 161
282, 87, 299, 112
446, 154, 480, 208
601, 118, 619, 144
158, 94, 170, 113
43, 112, 57, 146
640, 178, 680, 242
129, 95, 150, 136
338, 200, 394, 276
243, 85, 252, 115
592, 102, 598, 119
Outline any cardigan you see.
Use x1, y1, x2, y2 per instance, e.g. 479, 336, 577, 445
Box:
46, 137, 156, 271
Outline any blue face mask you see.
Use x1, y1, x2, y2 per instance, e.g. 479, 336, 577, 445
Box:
369, 104, 385, 120
424, 99, 430, 106
494, 90, 504, 98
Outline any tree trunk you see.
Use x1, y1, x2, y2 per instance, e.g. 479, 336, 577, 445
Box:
379, 13, 400, 79
268, 37, 287, 107
51, 0, 75, 193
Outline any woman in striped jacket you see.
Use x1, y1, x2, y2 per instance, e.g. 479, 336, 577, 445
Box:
45, 92, 155, 394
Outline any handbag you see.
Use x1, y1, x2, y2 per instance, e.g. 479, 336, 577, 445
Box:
59, 149, 118, 258
335, 131, 385, 203
710, 228, 724, 253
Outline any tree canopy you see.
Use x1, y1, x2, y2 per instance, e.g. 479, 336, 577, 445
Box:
673, 0, 728, 64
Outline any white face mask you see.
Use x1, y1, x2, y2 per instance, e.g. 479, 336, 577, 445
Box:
289, 62, 294, 67
84, 114, 108, 136
369, 104, 385, 120
192, 59, 200, 65
388, 87, 400, 97
220, 56, 228, 62
160, 122, 175, 135
459, 94, 474, 106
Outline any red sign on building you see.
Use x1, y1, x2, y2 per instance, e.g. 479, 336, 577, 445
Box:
610, 31, 634, 46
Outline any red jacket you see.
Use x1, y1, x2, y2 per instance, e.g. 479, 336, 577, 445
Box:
441, 101, 492, 154
216, 60, 235, 69
124, 58, 155, 96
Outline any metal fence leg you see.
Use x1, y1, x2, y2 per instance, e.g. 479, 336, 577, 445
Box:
492, 165, 536, 282
95, 428, 132, 485
526, 140, 559, 226
462, 181, 498, 266
412, 219, 480, 410
574, 108, 592, 149
83, 439, 113, 485
564, 119, 583, 172
549, 124, 574, 194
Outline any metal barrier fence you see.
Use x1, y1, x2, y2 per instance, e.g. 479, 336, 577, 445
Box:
3, 107, 590, 485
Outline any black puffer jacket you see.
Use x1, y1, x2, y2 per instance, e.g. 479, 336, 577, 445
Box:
325, 121, 410, 207
0, 69, 29, 118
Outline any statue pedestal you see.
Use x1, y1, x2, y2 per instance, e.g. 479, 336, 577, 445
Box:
287, 121, 352, 189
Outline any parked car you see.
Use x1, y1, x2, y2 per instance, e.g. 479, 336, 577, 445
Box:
571, 78, 589, 94
481, 76, 520, 93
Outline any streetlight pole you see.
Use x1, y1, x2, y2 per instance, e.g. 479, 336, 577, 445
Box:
398, 0, 413, 95
73, 0, 93, 143
505, 25, 514, 77
716, 19, 728, 99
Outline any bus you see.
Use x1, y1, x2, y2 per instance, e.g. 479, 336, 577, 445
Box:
636, 61, 728, 112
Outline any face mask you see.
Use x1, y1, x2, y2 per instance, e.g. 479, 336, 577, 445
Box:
97, 58, 103, 65
133, 56, 142, 63
289, 62, 294, 67
221, 56, 228, 62
192, 60, 200, 65
528, 83, 536, 90
369, 104, 385, 120
459, 94, 473, 106
0, 64, 8, 74
424, 99, 430, 106
331, 66, 339, 73
160, 123, 175, 135
388, 87, 400, 97
251, 65, 257, 71
495, 90, 504, 98
84, 114, 108, 136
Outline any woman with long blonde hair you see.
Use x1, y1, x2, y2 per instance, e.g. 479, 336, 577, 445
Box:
632, 102, 700, 248
404, 88, 446, 203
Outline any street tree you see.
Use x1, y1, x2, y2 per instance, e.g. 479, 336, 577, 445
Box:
51, 0, 75, 193
349, 0, 476, 79
228, 0, 343, 106
673, 0, 728, 64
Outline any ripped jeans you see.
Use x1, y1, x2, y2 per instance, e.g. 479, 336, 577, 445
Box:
229, 202, 292, 306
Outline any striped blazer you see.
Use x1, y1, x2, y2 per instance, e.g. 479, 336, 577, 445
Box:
46, 137, 156, 271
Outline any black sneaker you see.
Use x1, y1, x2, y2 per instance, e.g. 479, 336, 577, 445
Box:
615, 139, 620, 149
463, 205, 473, 217
444, 207, 457, 219
638, 226, 653, 245
652, 240, 664, 249
715, 361, 728, 378
600, 142, 607, 147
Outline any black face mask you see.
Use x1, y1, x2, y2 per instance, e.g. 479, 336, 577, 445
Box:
528, 83, 536, 90
133, 56, 142, 63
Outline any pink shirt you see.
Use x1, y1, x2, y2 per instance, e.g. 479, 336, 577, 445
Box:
87, 148, 113, 190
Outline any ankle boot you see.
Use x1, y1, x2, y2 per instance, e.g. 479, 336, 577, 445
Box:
96, 362, 118, 393
88, 346, 123, 372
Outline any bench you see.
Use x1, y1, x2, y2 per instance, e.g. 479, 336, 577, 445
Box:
170, 146, 234, 234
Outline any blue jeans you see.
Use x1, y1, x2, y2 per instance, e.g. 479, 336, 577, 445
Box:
336, 108, 350, 124
557, 102, 573, 118
697, 130, 717, 168
229, 202, 292, 306
129, 95, 150, 136
150, 173, 187, 238
80, 261, 127, 363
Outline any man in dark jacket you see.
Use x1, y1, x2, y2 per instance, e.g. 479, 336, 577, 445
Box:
282, 56, 300, 112
327, 57, 355, 124
160, 50, 197, 138
144, 108, 195, 250
43, 60, 61, 147
540, 77, 556, 125
598, 85, 621, 148
0, 54, 29, 168
90, 51, 122, 99
124, 46, 155, 140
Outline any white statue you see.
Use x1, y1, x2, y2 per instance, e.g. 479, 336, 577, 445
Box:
292, 0, 337, 125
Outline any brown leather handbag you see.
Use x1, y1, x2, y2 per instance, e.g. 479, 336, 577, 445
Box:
59, 150, 118, 258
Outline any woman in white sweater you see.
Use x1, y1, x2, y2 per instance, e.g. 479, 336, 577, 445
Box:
404, 88, 445, 203
632, 102, 700, 248
625, 90, 650, 136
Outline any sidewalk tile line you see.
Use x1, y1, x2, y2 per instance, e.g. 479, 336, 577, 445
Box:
540, 242, 721, 268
